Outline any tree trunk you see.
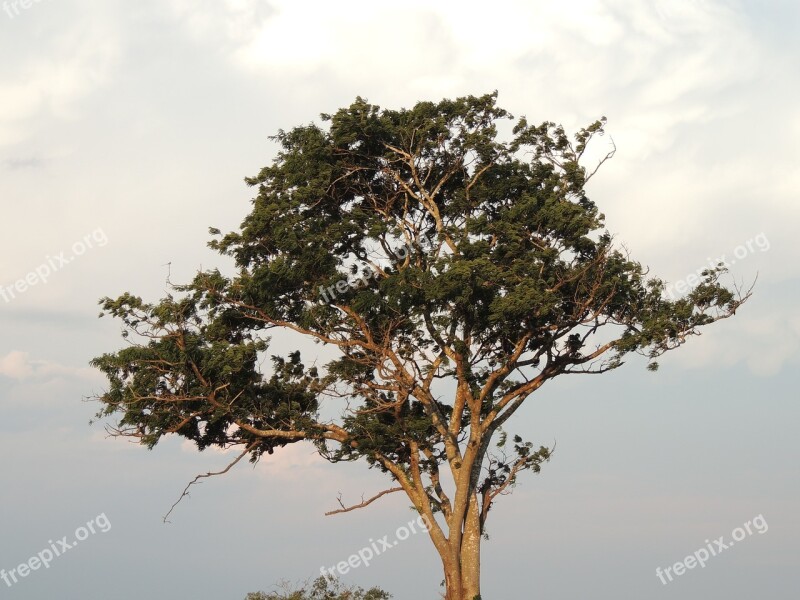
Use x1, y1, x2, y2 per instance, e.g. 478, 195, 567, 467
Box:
460, 494, 482, 599
442, 493, 482, 600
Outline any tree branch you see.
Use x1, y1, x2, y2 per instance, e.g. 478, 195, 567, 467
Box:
163, 440, 259, 523
325, 487, 405, 516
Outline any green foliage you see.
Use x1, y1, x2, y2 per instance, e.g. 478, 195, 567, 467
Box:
91, 92, 749, 566
245, 577, 390, 600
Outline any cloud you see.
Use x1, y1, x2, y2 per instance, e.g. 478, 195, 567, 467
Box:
160, 0, 766, 225
0, 16, 120, 148
2, 157, 46, 169
664, 305, 800, 377
163, 0, 758, 112
0, 350, 99, 381
165, 0, 277, 51
0, 350, 35, 379
179, 434, 326, 477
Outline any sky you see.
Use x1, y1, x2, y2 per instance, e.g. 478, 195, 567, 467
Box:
0, 0, 798, 598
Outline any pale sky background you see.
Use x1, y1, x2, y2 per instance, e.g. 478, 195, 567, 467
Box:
1, 1, 798, 599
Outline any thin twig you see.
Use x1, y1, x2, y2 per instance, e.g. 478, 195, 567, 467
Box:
163, 441, 259, 523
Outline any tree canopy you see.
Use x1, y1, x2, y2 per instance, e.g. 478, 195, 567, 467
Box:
245, 577, 390, 600
92, 92, 749, 600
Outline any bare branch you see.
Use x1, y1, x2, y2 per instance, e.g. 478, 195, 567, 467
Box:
163, 441, 259, 523
325, 487, 404, 516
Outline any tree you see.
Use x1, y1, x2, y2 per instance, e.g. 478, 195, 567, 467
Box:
245, 576, 390, 600
91, 93, 750, 600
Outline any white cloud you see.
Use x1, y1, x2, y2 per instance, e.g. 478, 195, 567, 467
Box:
0, 17, 119, 147
0, 350, 35, 379
665, 306, 800, 377
163, 0, 760, 158
0, 350, 99, 381
2, 0, 794, 383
